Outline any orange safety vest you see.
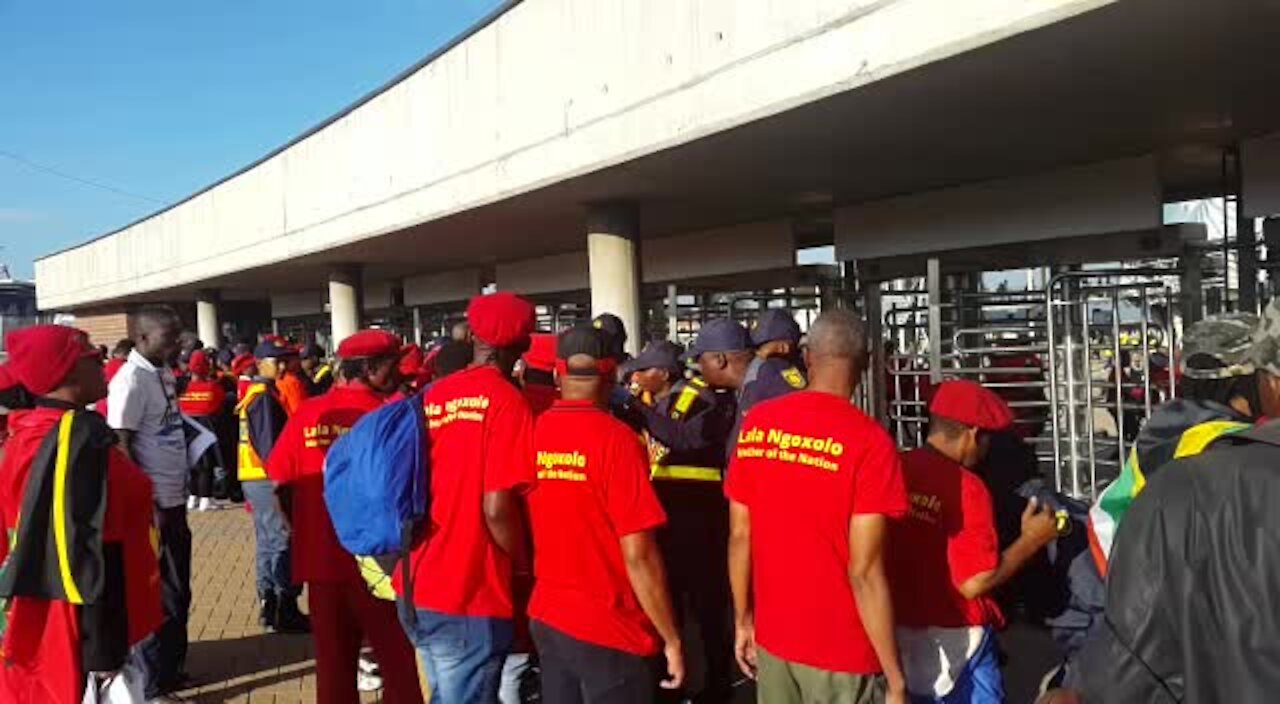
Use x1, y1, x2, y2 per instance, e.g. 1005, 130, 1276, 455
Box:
236, 383, 271, 481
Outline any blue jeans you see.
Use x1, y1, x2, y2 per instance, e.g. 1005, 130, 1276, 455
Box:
911, 627, 1004, 704
399, 607, 514, 704
242, 480, 295, 597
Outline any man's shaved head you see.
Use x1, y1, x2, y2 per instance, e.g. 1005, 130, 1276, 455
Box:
806, 309, 868, 361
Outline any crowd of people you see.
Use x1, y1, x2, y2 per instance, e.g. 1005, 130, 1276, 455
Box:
1, 291, 1279, 704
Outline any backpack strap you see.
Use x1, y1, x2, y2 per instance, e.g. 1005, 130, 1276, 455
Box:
399, 387, 430, 628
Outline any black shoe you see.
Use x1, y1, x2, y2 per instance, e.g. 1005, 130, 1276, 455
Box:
258, 592, 278, 629
273, 596, 311, 634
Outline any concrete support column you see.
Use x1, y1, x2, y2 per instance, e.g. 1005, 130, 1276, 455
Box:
196, 289, 221, 348
329, 265, 363, 347
586, 203, 642, 355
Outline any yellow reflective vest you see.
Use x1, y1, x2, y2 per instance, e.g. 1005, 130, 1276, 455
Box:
236, 383, 271, 481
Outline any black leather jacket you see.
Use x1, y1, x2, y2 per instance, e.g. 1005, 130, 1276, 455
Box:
1074, 421, 1280, 703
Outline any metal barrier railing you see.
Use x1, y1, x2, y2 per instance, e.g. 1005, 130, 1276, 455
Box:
1046, 271, 1178, 499
880, 267, 1183, 502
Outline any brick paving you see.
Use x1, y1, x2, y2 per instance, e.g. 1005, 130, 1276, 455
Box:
175, 506, 389, 704
173, 506, 1057, 703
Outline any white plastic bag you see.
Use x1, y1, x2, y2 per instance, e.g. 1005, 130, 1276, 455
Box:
81, 661, 146, 704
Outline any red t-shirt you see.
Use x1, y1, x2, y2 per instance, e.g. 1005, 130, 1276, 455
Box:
265, 383, 385, 584
178, 378, 227, 417
527, 400, 667, 655
725, 391, 908, 674
888, 447, 1003, 629
396, 365, 537, 618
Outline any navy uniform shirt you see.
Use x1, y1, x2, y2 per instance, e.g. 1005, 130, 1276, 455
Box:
616, 378, 737, 473
729, 356, 807, 455
246, 379, 289, 463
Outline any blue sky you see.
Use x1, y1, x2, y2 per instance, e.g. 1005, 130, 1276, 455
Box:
0, 0, 502, 280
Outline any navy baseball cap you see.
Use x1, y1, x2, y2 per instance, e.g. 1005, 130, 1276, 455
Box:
625, 340, 684, 375
751, 309, 801, 346
592, 313, 628, 361
253, 340, 297, 359
687, 319, 752, 358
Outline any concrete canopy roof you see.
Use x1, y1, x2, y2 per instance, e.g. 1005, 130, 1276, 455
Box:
36, 0, 1280, 310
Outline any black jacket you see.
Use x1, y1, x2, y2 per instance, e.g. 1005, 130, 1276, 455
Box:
1074, 420, 1280, 703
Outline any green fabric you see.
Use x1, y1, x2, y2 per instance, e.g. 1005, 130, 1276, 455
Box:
756, 646, 885, 704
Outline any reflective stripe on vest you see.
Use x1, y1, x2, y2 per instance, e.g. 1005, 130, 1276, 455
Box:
236, 383, 270, 482
670, 378, 707, 420
650, 464, 722, 483
314, 364, 332, 384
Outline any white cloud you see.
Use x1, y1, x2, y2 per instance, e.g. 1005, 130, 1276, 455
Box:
0, 208, 39, 223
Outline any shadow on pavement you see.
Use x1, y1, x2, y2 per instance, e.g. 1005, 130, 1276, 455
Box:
180, 631, 315, 700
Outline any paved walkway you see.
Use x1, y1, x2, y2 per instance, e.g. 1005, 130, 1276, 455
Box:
172, 504, 1058, 703
175, 506, 387, 704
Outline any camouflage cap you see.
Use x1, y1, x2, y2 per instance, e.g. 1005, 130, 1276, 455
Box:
1181, 313, 1258, 379
1246, 298, 1280, 376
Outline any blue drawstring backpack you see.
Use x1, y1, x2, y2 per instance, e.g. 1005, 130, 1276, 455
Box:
324, 390, 430, 620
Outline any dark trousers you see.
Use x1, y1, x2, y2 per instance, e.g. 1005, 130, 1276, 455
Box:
134, 505, 192, 697
310, 581, 423, 704
656, 484, 733, 703
189, 414, 219, 499
531, 620, 661, 704
191, 453, 216, 499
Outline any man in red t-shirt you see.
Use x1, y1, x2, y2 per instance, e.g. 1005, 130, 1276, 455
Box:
265, 329, 422, 704
888, 380, 1057, 703
178, 350, 227, 512
527, 325, 685, 703
726, 309, 908, 704
517, 333, 558, 418
397, 292, 538, 703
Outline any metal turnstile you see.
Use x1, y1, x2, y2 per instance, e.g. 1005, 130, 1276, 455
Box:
875, 263, 1184, 501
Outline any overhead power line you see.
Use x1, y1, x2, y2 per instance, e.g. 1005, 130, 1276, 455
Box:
0, 148, 165, 205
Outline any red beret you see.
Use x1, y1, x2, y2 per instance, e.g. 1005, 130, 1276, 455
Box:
398, 343, 425, 376
231, 353, 257, 377
522, 334, 557, 373
467, 292, 535, 348
337, 329, 401, 359
0, 325, 98, 396
929, 380, 1014, 431
188, 350, 211, 376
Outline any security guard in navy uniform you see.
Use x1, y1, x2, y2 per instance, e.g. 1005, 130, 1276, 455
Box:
615, 340, 738, 703
592, 312, 632, 367
751, 308, 805, 368
690, 318, 807, 458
